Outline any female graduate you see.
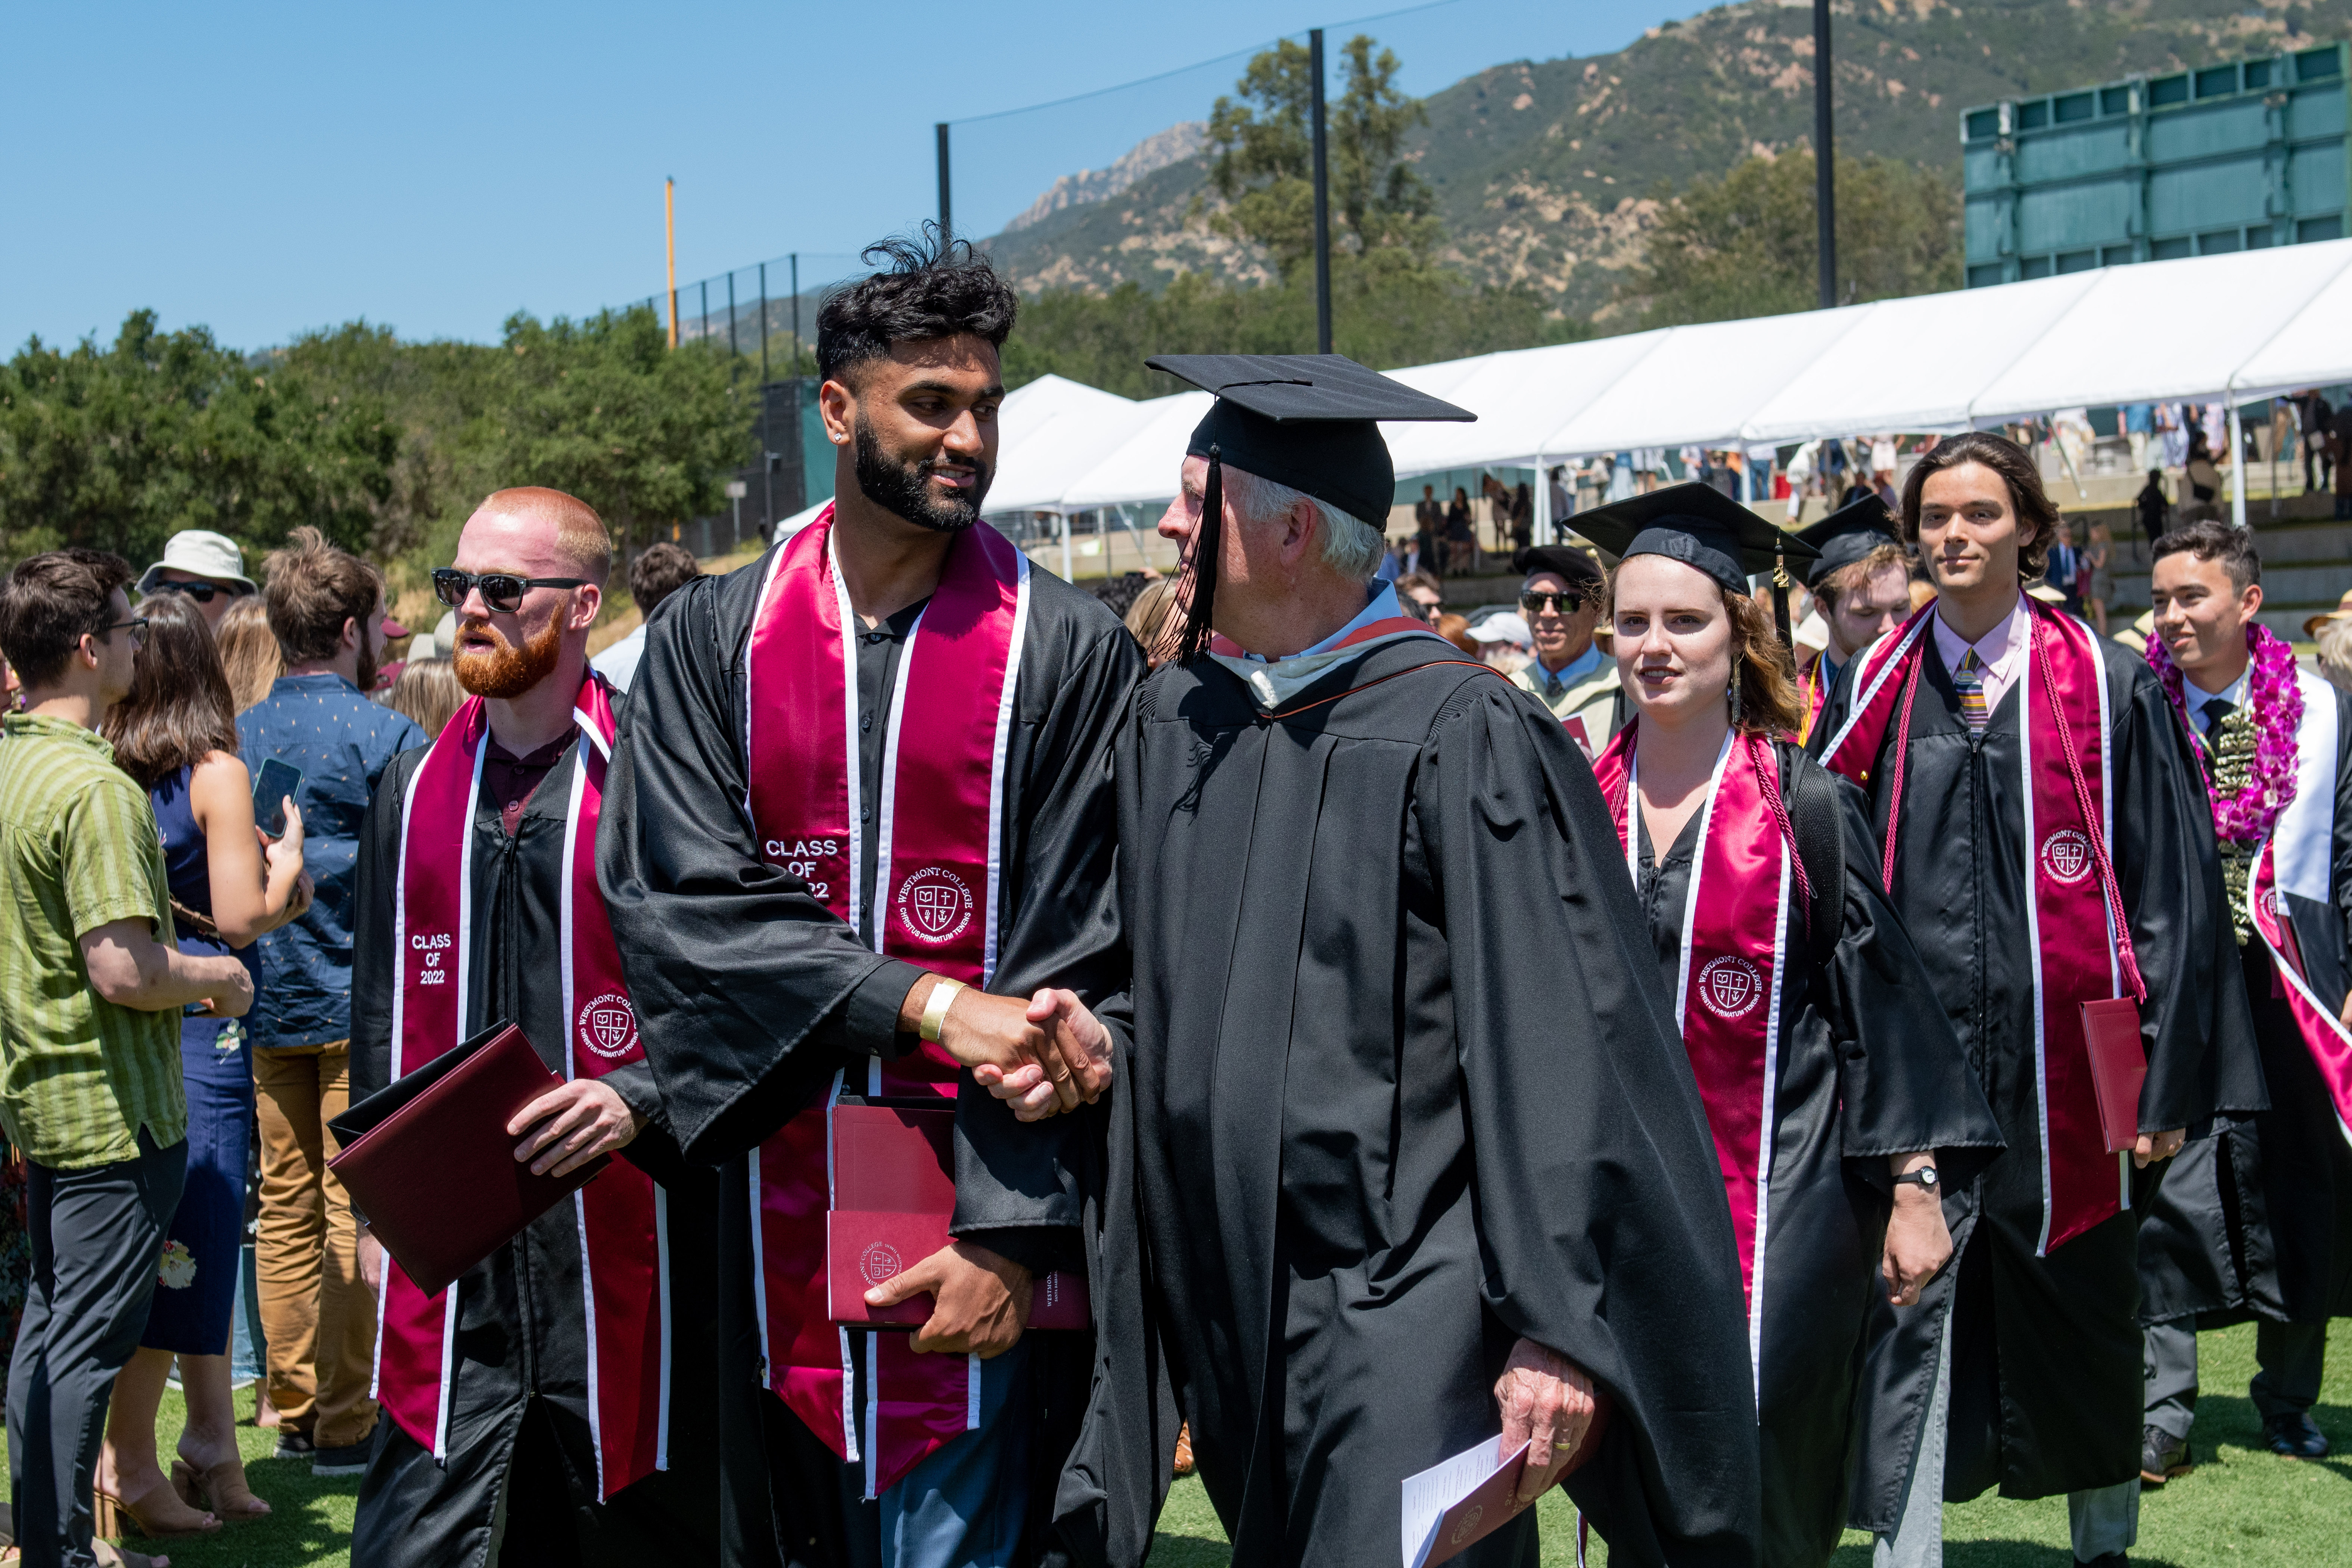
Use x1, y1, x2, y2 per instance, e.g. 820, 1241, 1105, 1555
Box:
1578, 486, 2003, 1568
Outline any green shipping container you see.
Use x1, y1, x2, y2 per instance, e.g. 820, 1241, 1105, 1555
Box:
1961, 44, 2351, 286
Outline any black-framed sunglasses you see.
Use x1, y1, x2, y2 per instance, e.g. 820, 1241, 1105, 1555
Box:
1519, 590, 1585, 615
146, 581, 240, 604
432, 569, 588, 614
101, 617, 150, 650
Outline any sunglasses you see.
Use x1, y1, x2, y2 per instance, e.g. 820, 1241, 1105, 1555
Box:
147, 581, 239, 604
432, 569, 588, 615
102, 617, 150, 650
1519, 591, 1586, 615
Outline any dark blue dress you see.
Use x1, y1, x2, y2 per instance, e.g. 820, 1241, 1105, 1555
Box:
144, 765, 261, 1356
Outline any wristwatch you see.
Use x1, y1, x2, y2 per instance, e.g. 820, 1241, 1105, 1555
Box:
1892, 1166, 1940, 1193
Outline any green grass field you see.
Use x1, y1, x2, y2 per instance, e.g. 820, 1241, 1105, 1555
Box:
21, 1320, 2348, 1566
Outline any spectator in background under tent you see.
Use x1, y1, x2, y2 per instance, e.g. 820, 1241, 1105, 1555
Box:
1548, 465, 1577, 537
2125, 402, 2154, 475
1509, 481, 1534, 553
1413, 483, 1444, 573
2334, 400, 2352, 521
1444, 486, 1476, 573
2081, 520, 2114, 638
591, 540, 700, 694
2301, 391, 2335, 495
2137, 469, 2174, 551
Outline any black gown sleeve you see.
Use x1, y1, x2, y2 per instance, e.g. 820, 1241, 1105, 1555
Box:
349, 747, 424, 1103
1810, 756, 2003, 1188
1419, 682, 1760, 1567
2112, 655, 2267, 1129
597, 570, 900, 1166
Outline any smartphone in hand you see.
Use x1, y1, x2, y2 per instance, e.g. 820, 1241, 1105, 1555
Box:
251, 757, 305, 839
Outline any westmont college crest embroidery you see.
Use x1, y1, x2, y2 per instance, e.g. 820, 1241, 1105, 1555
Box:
2040, 828, 2093, 885
895, 866, 975, 946
1697, 955, 1766, 1021
576, 993, 638, 1060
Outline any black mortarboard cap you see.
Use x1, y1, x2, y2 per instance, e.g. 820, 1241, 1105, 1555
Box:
1145, 354, 1475, 527
1144, 354, 1474, 664
1570, 482, 1816, 597
1794, 490, 1903, 588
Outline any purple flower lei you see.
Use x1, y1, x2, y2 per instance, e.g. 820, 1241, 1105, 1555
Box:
2146, 619, 2301, 843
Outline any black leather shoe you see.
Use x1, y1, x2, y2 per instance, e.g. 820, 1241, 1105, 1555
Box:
2264, 1411, 2330, 1458
2140, 1424, 2190, 1484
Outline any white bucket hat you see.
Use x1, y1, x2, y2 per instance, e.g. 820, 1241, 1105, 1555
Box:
137, 530, 256, 597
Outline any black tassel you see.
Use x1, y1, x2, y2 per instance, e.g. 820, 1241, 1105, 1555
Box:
1175, 445, 1223, 665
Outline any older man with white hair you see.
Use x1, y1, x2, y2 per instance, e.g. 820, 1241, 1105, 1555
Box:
997, 354, 1760, 1568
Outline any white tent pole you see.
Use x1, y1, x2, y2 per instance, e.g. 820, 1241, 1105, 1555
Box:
2228, 401, 2247, 530
1533, 454, 1550, 544
1060, 512, 1073, 581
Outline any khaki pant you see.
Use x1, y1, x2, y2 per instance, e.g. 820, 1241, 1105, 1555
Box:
254, 1040, 378, 1450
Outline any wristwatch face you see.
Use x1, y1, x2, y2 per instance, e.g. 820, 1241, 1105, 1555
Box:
1912, 1167, 1938, 1189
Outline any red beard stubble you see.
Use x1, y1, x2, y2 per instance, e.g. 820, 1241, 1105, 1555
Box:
452, 611, 566, 699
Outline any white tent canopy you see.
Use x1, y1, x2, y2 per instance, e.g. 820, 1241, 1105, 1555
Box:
977, 239, 2352, 523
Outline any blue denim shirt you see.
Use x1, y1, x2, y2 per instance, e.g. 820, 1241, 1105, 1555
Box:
236, 674, 425, 1050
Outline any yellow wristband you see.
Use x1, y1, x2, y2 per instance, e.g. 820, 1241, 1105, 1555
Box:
918, 979, 966, 1043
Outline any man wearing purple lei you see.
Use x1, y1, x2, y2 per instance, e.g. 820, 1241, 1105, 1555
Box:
2139, 520, 2352, 1480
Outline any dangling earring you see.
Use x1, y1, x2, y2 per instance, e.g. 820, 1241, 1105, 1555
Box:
1728, 667, 1744, 729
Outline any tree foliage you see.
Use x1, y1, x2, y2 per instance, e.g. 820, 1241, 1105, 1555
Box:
1002, 256, 1586, 400
1, 304, 740, 577
1615, 149, 1961, 330
0, 310, 396, 569
1204, 34, 1438, 276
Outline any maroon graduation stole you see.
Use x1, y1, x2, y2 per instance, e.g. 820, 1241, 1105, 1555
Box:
742, 505, 1029, 1498
2240, 668, 2352, 1146
377, 672, 667, 1500
1594, 722, 1795, 1394
1820, 597, 2144, 1252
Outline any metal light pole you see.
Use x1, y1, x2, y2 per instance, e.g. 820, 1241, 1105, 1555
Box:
665, 178, 678, 348
758, 262, 769, 384
1309, 28, 1334, 355
1813, 0, 1836, 309
937, 123, 953, 239
790, 254, 802, 376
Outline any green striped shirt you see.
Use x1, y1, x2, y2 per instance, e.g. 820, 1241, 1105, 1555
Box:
0, 713, 186, 1168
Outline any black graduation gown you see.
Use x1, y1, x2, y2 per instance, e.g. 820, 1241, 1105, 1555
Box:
349, 726, 721, 1568
2140, 684, 2352, 1331
594, 548, 1142, 1568
1632, 740, 2000, 1568
1809, 628, 2264, 1510
1061, 638, 1762, 1568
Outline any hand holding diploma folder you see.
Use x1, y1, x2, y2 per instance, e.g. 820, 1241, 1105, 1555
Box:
327, 1022, 610, 1298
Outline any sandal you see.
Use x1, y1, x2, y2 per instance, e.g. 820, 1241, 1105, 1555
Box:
171, 1456, 271, 1522
92, 1476, 218, 1539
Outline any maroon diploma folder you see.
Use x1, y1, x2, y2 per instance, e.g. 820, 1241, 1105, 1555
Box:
327, 1022, 609, 1298
2080, 998, 2147, 1155
825, 1103, 1090, 1331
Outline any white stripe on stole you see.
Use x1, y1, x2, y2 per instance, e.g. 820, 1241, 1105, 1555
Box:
824, 1069, 856, 1464
2019, 638, 2056, 1259
980, 553, 1033, 992
1749, 784, 1791, 1409
864, 1329, 882, 1500
2084, 621, 2129, 1215
1819, 611, 1932, 767
559, 749, 608, 1500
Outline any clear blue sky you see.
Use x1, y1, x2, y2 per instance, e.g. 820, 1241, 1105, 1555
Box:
7, 0, 1709, 354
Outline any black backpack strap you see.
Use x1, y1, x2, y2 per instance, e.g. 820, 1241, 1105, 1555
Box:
1783, 746, 1845, 973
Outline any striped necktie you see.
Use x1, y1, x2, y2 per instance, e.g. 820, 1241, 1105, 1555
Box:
1954, 647, 1988, 733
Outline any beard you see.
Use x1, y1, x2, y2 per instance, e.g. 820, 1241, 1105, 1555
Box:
853, 416, 990, 532
453, 612, 564, 699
